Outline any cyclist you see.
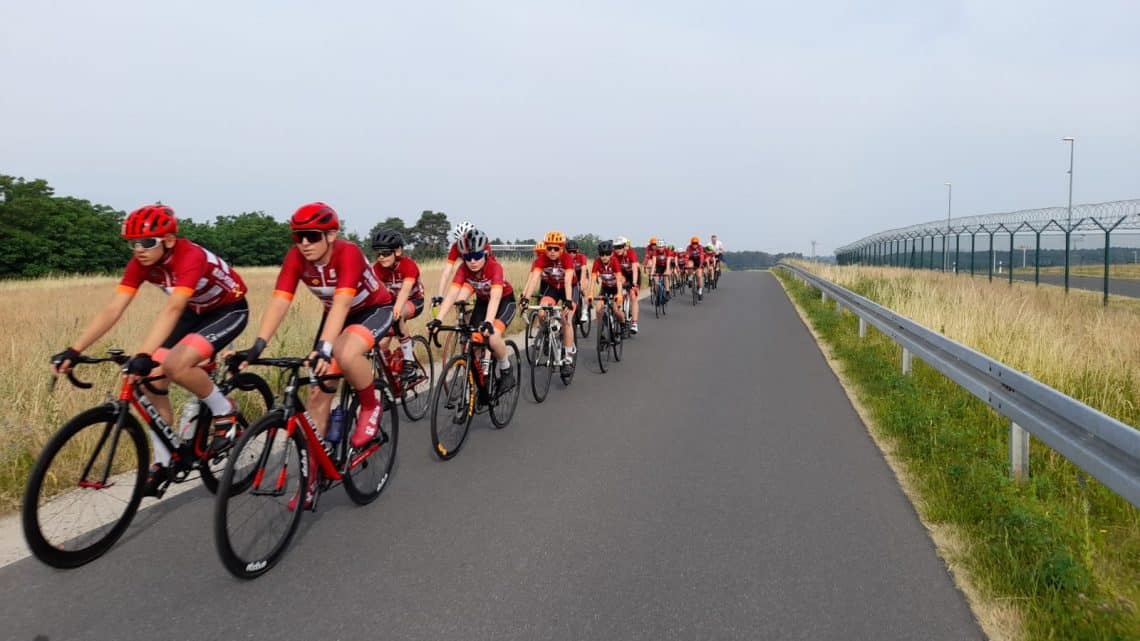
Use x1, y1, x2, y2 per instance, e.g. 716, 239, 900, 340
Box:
428, 227, 517, 391
683, 236, 706, 300
587, 240, 627, 328
230, 202, 394, 508
433, 221, 476, 303
612, 236, 640, 334
371, 229, 425, 379
643, 237, 670, 304
565, 238, 590, 324
50, 204, 249, 495
520, 231, 577, 375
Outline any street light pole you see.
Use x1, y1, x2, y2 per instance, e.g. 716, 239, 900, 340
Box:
1063, 136, 1075, 293
944, 182, 952, 271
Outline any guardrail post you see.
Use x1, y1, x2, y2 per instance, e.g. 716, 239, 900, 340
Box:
1011, 421, 1030, 482
901, 347, 912, 375
821, 290, 828, 304
858, 317, 867, 338
835, 299, 842, 313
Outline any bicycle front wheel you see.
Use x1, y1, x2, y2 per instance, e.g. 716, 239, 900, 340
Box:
524, 311, 541, 366
199, 371, 275, 495
531, 326, 554, 403
343, 384, 398, 505
22, 406, 147, 569
400, 335, 435, 422
595, 310, 609, 374
611, 314, 623, 362
489, 340, 521, 428
430, 355, 474, 460
214, 410, 306, 580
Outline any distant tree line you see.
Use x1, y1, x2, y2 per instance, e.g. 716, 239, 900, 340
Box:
721, 251, 802, 270
0, 174, 456, 277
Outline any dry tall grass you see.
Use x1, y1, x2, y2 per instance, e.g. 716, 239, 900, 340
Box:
0, 259, 533, 513
803, 263, 1140, 430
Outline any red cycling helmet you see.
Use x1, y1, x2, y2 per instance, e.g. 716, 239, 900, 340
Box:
290, 202, 340, 231
122, 204, 178, 239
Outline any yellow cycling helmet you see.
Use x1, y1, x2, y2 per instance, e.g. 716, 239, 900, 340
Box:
648, 236, 657, 246
534, 240, 547, 255
690, 236, 700, 244
544, 230, 566, 246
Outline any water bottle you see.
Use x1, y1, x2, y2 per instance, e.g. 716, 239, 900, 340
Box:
177, 402, 200, 444
327, 407, 346, 445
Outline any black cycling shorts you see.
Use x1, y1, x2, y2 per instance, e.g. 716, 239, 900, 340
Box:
160, 299, 249, 359
539, 284, 573, 306
473, 292, 517, 329
314, 305, 394, 349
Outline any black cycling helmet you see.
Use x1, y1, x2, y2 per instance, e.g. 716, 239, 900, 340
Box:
371, 228, 404, 251
565, 239, 579, 252
597, 240, 614, 254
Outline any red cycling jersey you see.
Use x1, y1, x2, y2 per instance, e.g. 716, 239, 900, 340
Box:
531, 252, 575, 291
684, 243, 705, 265
273, 239, 392, 311
117, 238, 246, 314
373, 255, 425, 301
452, 255, 514, 300
591, 257, 623, 289
646, 246, 670, 268
570, 252, 588, 285
614, 247, 639, 278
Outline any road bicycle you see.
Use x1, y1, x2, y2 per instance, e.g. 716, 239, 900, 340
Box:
23, 350, 273, 569
573, 290, 591, 339
427, 301, 521, 460
214, 355, 398, 579
376, 330, 435, 421
651, 273, 668, 318
525, 300, 577, 402
593, 292, 624, 373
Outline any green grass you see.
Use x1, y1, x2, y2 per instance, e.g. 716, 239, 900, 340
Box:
776, 269, 1139, 641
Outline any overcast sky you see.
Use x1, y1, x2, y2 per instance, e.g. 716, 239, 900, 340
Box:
2, 1, 1138, 254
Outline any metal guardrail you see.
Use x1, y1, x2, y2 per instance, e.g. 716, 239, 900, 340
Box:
778, 262, 1140, 508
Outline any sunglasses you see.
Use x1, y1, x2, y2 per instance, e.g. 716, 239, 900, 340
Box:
127, 237, 162, 250
463, 251, 487, 261
598, 251, 613, 257
546, 246, 562, 252
566, 249, 578, 254
292, 230, 325, 244
376, 249, 395, 258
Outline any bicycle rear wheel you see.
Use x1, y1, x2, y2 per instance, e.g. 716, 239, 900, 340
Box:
430, 355, 474, 460
531, 326, 554, 403
400, 335, 435, 422
611, 314, 623, 362
595, 310, 609, 374
489, 340, 521, 428
198, 371, 274, 495
214, 410, 306, 580
22, 407, 147, 569
343, 384, 398, 505
576, 302, 591, 338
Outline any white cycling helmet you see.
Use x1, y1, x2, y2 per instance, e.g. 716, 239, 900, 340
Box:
613, 236, 629, 248
451, 221, 475, 244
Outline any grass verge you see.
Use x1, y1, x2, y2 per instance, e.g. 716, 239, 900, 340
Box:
775, 268, 1138, 641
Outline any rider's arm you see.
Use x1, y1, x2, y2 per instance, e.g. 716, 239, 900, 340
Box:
435, 260, 458, 300
484, 286, 503, 325
435, 283, 464, 320
135, 289, 191, 356
521, 269, 541, 301
563, 260, 574, 302
69, 289, 135, 352
252, 293, 293, 344
392, 278, 415, 321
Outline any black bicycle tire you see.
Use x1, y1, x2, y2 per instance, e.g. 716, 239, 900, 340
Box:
343, 384, 399, 505
22, 406, 148, 569
400, 335, 435, 422
595, 308, 608, 373
429, 355, 474, 460
524, 311, 541, 366
214, 409, 305, 579
611, 314, 623, 362
530, 324, 553, 403
489, 340, 521, 428
198, 372, 275, 495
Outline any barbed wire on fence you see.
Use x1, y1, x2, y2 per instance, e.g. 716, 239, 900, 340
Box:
837, 199, 1140, 254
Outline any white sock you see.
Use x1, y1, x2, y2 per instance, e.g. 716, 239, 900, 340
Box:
203, 386, 231, 416
498, 357, 511, 371
150, 431, 171, 466
400, 338, 414, 360
567, 345, 577, 355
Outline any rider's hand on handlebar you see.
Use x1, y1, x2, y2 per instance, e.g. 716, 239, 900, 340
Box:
124, 353, 158, 380
431, 296, 444, 305
228, 337, 267, 372
305, 340, 334, 376
426, 318, 443, 332
478, 321, 495, 336
51, 347, 81, 376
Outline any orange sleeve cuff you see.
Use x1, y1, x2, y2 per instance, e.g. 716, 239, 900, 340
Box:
272, 290, 295, 301
116, 285, 138, 296
334, 288, 357, 298
460, 284, 474, 294
172, 286, 195, 297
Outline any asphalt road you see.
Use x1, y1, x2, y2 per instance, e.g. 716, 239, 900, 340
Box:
0, 272, 983, 641
958, 268, 1140, 298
